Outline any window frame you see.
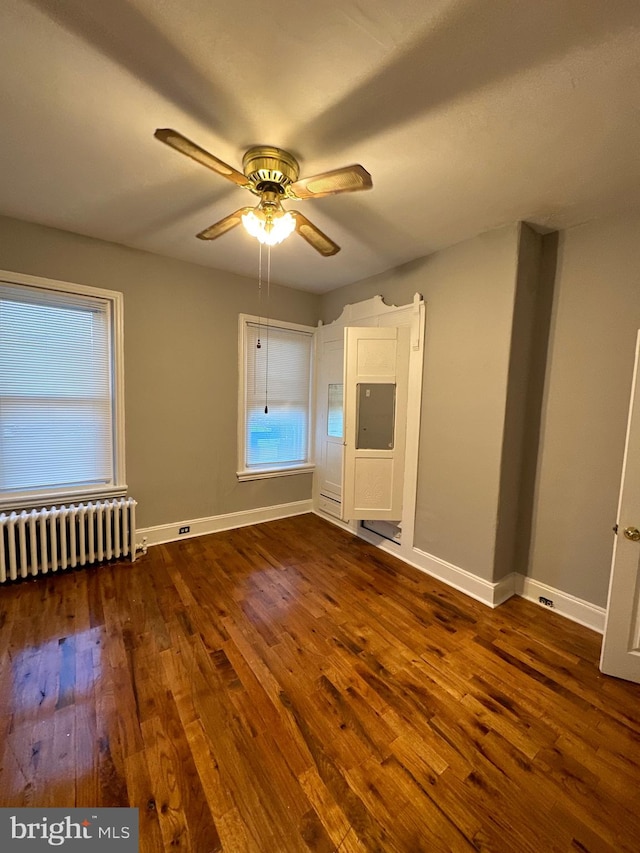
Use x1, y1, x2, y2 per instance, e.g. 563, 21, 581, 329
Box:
237, 313, 316, 481
0, 269, 126, 511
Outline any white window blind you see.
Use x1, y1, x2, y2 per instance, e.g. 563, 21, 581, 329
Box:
0, 282, 115, 501
243, 320, 313, 472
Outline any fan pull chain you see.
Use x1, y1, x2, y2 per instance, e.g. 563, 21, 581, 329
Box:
264, 244, 271, 414
253, 243, 263, 397
256, 242, 263, 350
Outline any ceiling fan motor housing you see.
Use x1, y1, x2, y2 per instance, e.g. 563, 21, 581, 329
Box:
242, 146, 300, 195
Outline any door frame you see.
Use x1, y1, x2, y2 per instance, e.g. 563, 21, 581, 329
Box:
313, 293, 426, 546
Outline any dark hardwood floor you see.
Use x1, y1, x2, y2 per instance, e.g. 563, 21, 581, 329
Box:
1, 513, 639, 852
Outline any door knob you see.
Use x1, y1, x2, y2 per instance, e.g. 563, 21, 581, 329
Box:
623, 526, 640, 541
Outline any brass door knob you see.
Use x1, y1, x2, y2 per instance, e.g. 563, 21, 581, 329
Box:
623, 526, 640, 541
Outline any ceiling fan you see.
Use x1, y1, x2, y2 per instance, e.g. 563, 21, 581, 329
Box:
154, 129, 372, 256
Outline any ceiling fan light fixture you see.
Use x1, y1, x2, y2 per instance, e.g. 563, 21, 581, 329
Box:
242, 207, 295, 246
154, 129, 371, 255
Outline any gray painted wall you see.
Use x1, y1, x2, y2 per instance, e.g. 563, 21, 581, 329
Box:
322, 223, 522, 582
493, 225, 545, 582
526, 212, 640, 607
0, 215, 319, 528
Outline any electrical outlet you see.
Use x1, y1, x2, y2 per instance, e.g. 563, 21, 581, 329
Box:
539, 596, 553, 607
179, 526, 190, 535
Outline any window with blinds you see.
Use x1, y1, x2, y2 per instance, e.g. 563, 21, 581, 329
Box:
0, 274, 125, 507
238, 316, 315, 479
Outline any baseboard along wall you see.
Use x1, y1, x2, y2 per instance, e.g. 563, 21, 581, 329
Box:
138, 500, 313, 547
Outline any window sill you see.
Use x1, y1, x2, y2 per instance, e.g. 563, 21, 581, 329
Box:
237, 464, 315, 482
0, 486, 128, 514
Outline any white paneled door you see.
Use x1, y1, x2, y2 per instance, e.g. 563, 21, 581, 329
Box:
342, 326, 409, 521
601, 330, 640, 683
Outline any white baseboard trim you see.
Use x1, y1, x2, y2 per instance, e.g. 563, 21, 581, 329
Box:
320, 512, 604, 629
318, 512, 512, 608
493, 572, 519, 607
514, 574, 606, 634
406, 546, 513, 608
138, 499, 313, 547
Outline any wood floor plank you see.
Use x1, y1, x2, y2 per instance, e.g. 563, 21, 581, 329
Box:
346, 756, 475, 852
0, 725, 30, 807
141, 702, 223, 853
0, 513, 639, 852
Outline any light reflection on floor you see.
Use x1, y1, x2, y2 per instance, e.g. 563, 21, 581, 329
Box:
3, 627, 104, 799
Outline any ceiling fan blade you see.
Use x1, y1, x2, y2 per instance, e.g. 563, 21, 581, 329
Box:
289, 164, 372, 199
196, 208, 253, 241
292, 211, 340, 256
155, 128, 249, 188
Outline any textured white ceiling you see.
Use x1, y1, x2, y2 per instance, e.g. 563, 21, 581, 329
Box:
1, 0, 639, 292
